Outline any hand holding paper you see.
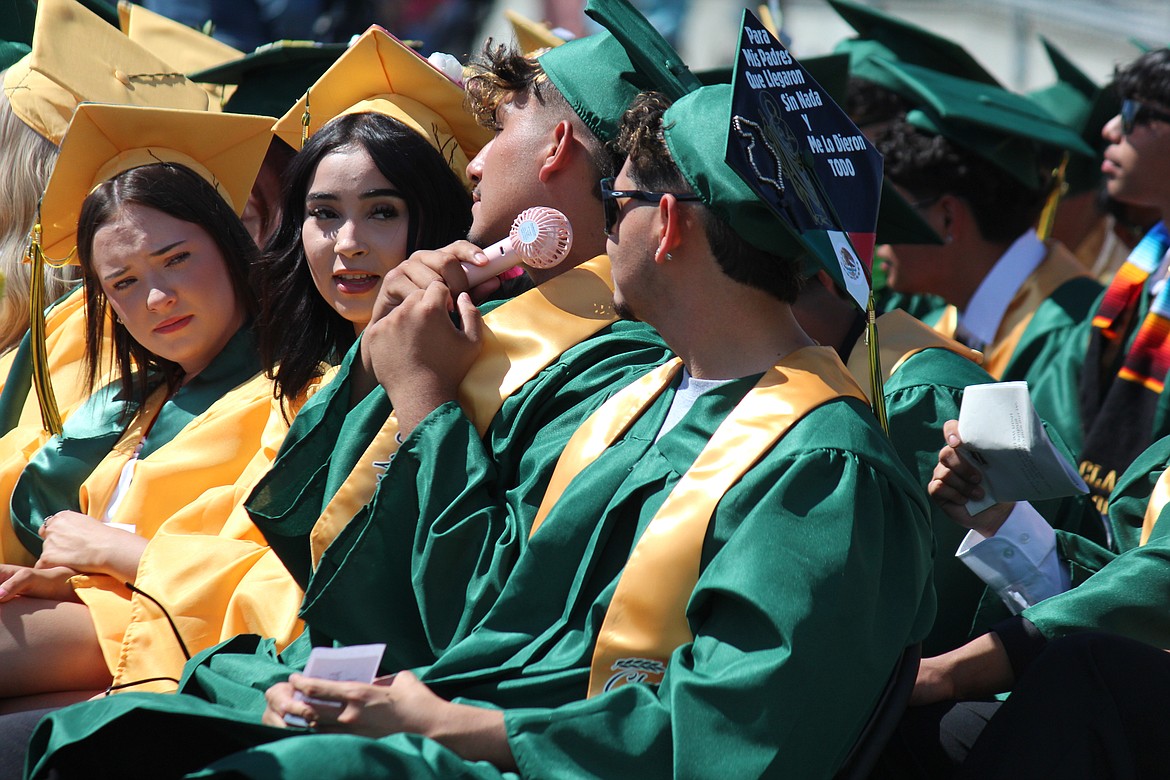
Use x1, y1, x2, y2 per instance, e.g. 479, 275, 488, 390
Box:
282, 643, 386, 729
956, 382, 1087, 514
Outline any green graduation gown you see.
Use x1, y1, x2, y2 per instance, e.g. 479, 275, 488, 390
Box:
28, 367, 935, 780
1019, 435, 1170, 647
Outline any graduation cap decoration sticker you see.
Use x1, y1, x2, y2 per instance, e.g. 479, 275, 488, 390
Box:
726, 9, 881, 313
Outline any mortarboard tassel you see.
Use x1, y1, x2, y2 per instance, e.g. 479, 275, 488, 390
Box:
1036, 152, 1070, 242
300, 89, 311, 149
25, 217, 69, 435
865, 289, 889, 435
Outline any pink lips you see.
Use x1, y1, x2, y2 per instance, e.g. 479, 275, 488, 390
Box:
153, 315, 192, 335
334, 273, 380, 295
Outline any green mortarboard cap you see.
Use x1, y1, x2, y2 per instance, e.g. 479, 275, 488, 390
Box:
2, 0, 37, 46
584, 0, 700, 102
190, 40, 347, 116
537, 30, 646, 143
1028, 37, 1116, 196
665, 83, 810, 260
870, 58, 1094, 189
829, 0, 1000, 88
0, 40, 29, 72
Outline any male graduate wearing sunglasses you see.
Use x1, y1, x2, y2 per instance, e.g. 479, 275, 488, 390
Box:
1067, 48, 1170, 517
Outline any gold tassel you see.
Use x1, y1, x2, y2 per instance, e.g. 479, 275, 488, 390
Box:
25, 219, 72, 436
1036, 152, 1069, 241
865, 289, 889, 435
300, 89, 311, 149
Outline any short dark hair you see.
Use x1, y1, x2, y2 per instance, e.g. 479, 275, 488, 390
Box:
464, 39, 621, 182
254, 111, 473, 407
876, 116, 1049, 244
617, 91, 803, 303
76, 163, 259, 411
1115, 48, 1170, 106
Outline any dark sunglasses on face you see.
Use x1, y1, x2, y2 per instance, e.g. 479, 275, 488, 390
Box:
600, 177, 702, 235
1121, 98, 1170, 135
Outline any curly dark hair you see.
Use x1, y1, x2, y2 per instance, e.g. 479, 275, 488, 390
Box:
617, 91, 802, 303
1115, 48, 1170, 107
254, 112, 472, 409
844, 77, 912, 129
464, 39, 621, 181
77, 163, 260, 411
876, 116, 1050, 244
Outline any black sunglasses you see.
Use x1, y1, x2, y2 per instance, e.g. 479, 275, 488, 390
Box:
600, 177, 702, 235
1121, 98, 1170, 135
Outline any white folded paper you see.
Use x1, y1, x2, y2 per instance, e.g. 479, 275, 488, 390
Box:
956, 382, 1088, 514
283, 643, 387, 728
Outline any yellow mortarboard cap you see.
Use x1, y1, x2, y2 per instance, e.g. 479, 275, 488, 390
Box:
504, 10, 565, 55
120, 2, 243, 107
38, 103, 274, 260
27, 103, 271, 433
3, 54, 76, 143
272, 26, 491, 187
4, 0, 210, 144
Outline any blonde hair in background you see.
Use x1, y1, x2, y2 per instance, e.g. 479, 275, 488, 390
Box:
0, 77, 78, 355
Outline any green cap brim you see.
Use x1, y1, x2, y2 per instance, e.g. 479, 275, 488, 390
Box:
537, 29, 647, 143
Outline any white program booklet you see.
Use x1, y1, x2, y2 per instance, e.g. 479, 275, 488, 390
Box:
283, 643, 387, 728
956, 382, 1088, 514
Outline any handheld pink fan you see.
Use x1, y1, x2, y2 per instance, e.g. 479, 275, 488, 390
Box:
462, 206, 573, 285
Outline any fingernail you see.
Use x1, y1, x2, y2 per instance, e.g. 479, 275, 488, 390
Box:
473, 252, 488, 264
947, 434, 959, 446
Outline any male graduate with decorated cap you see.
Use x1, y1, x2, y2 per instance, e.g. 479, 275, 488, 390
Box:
22, 12, 933, 780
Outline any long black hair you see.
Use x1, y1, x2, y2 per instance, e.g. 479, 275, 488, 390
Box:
76, 163, 260, 410
254, 112, 473, 407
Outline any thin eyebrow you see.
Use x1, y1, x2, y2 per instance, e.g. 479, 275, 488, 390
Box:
305, 189, 405, 201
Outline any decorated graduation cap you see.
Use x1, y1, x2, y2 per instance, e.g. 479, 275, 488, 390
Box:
272, 27, 489, 186
191, 40, 347, 117
719, 10, 891, 425
505, 9, 565, 55
3, 0, 211, 144
120, 2, 243, 107
869, 57, 1095, 191
829, 0, 1001, 97
27, 103, 273, 432
1028, 37, 1117, 198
